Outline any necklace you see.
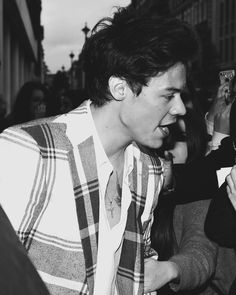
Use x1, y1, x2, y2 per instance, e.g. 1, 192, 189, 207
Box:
105, 172, 122, 218
106, 191, 122, 218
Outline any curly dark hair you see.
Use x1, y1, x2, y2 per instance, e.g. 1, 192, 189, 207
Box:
81, 6, 200, 106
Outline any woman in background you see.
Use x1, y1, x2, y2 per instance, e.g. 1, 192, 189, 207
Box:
5, 81, 50, 127
151, 96, 236, 294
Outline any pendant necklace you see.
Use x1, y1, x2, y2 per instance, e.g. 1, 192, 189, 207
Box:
107, 199, 115, 218
106, 172, 122, 218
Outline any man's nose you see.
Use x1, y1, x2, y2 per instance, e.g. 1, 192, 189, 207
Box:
172, 95, 186, 116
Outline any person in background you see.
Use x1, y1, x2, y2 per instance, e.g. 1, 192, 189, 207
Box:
157, 83, 218, 204
226, 166, 236, 211
150, 77, 236, 294
204, 79, 236, 245
0, 6, 199, 294
0, 95, 7, 133
151, 106, 231, 295
204, 97, 236, 295
0, 205, 49, 294
205, 73, 236, 153
153, 92, 236, 293
5, 81, 50, 127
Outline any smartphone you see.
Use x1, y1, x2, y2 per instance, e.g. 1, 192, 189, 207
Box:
219, 69, 235, 104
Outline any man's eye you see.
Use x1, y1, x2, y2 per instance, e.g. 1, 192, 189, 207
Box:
164, 94, 175, 100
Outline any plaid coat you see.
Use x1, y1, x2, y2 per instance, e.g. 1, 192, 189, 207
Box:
0, 101, 163, 294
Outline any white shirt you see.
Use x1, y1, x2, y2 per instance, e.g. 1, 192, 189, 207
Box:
87, 102, 134, 295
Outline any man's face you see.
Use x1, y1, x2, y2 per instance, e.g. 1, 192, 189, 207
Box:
120, 63, 187, 149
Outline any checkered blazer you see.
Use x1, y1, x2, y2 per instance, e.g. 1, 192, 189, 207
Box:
0, 101, 163, 294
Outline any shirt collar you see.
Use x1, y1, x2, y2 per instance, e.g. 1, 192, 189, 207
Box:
88, 100, 134, 178
87, 100, 112, 171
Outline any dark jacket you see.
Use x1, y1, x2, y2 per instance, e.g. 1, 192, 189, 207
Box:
173, 136, 236, 205
0, 206, 49, 295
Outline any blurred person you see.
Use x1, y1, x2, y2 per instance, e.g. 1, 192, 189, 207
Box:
5, 81, 49, 127
205, 100, 236, 295
60, 92, 73, 113
226, 165, 236, 211
204, 98, 236, 294
151, 109, 215, 294
59, 90, 85, 114
204, 87, 236, 244
157, 92, 218, 204
0, 6, 199, 295
151, 106, 236, 294
0, 95, 7, 133
0, 204, 49, 295
205, 72, 236, 153
47, 89, 84, 116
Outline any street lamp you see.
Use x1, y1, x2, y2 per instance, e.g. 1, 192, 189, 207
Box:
82, 22, 90, 42
69, 51, 75, 88
69, 51, 75, 66
81, 23, 90, 90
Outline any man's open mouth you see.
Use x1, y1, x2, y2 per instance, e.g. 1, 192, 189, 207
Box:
158, 122, 176, 137
159, 126, 170, 137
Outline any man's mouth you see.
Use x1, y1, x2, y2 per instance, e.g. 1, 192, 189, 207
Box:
158, 122, 176, 137
159, 125, 170, 137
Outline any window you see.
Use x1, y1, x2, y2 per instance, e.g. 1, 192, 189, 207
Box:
232, 0, 235, 20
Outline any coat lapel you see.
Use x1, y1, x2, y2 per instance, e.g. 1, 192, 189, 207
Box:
117, 147, 149, 295
117, 144, 163, 294
68, 136, 99, 294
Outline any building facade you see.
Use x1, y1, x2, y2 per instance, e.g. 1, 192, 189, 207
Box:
131, 0, 236, 91
0, 0, 44, 113
169, 0, 236, 71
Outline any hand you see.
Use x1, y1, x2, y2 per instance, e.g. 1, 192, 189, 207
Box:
144, 258, 179, 293
226, 165, 236, 210
213, 102, 232, 134
207, 83, 228, 122
162, 151, 175, 195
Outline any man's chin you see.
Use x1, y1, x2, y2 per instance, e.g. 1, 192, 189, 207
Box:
137, 139, 163, 152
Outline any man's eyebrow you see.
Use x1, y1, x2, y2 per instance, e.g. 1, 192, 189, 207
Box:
165, 86, 186, 92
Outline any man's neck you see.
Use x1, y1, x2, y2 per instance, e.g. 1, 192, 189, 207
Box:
90, 102, 131, 162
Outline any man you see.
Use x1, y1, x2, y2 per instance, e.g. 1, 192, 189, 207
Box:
0, 6, 199, 295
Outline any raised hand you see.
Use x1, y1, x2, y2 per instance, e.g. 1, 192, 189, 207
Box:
162, 151, 175, 195
214, 102, 232, 134
207, 83, 228, 123
144, 258, 179, 293
226, 165, 236, 210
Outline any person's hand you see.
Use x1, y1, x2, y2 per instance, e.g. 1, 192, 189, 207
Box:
213, 102, 232, 134
144, 258, 179, 293
226, 165, 236, 210
207, 83, 228, 122
162, 151, 175, 195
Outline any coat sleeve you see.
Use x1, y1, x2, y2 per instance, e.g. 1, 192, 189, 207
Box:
0, 127, 49, 294
168, 200, 218, 291
0, 127, 44, 244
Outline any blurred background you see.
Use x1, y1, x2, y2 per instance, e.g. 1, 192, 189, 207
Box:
0, 0, 235, 117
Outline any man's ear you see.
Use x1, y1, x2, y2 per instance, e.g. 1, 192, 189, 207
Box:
108, 76, 129, 101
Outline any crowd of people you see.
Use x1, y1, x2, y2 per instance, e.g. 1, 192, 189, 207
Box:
0, 5, 235, 295
0, 80, 86, 133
